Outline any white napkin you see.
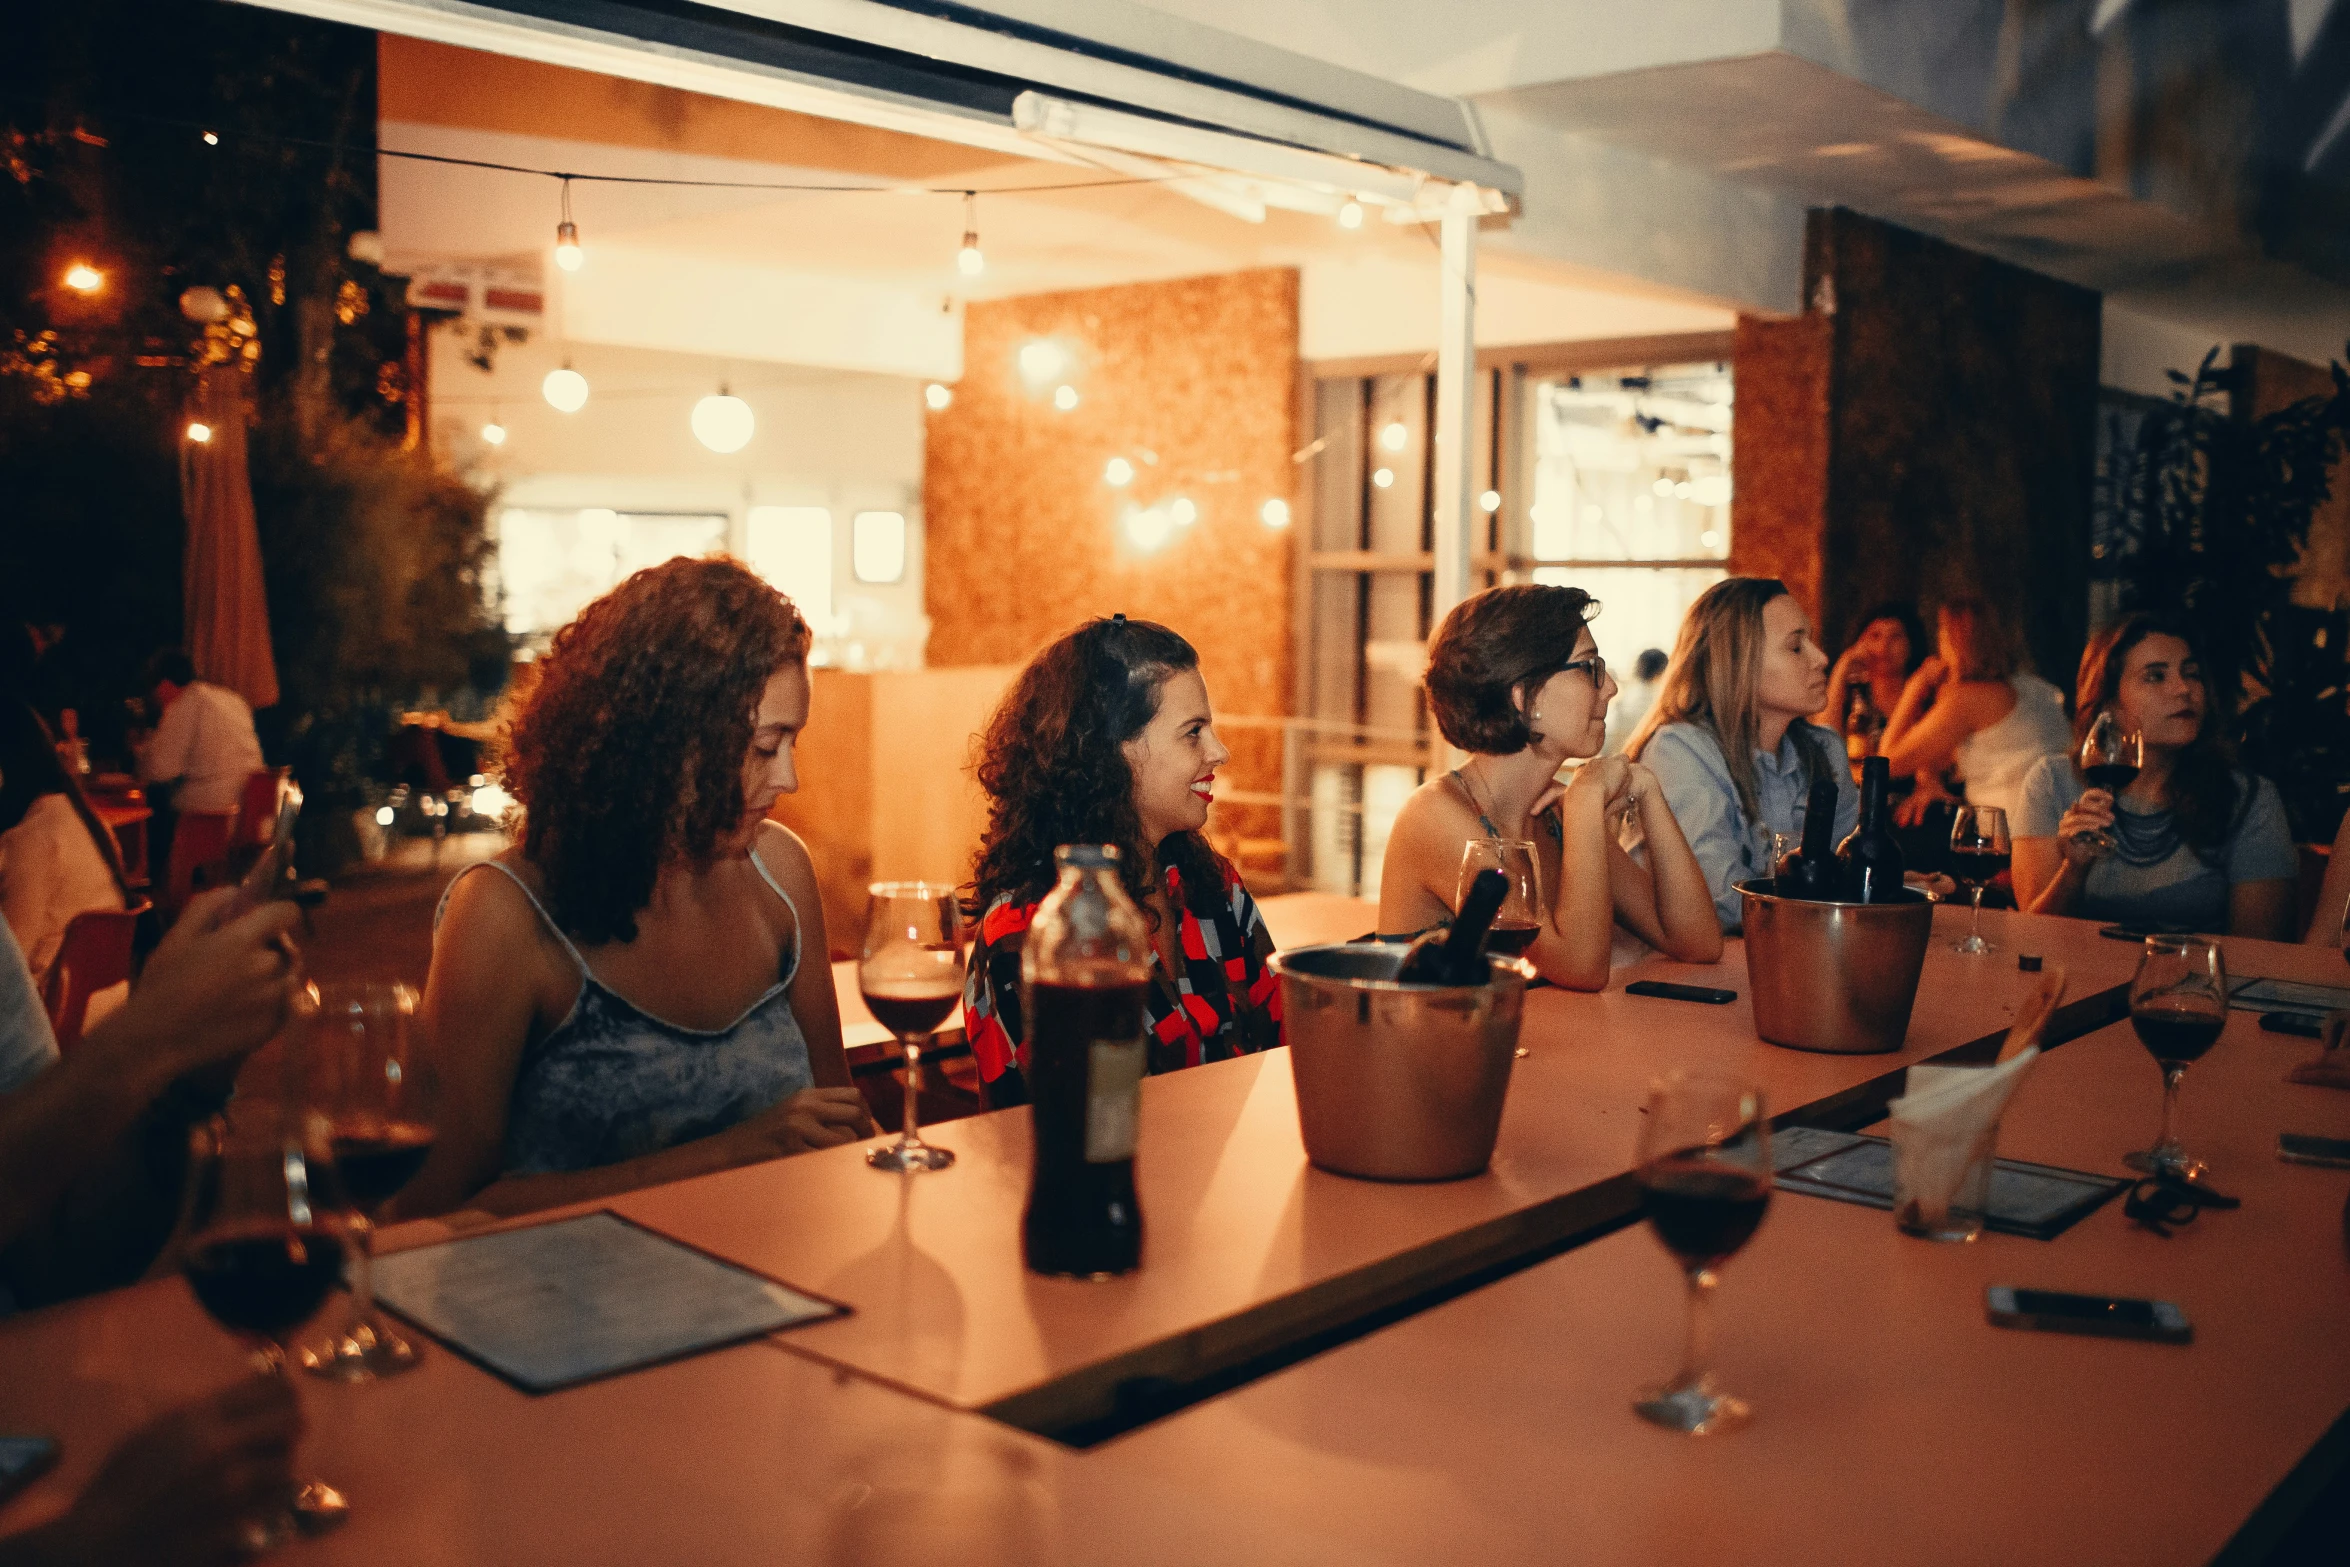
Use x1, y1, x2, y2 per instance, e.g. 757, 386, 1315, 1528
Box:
1888, 1048, 2040, 1232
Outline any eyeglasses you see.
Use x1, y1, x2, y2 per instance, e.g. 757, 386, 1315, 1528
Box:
1560, 655, 1607, 690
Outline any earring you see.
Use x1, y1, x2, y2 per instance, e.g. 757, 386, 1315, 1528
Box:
1531, 709, 1542, 721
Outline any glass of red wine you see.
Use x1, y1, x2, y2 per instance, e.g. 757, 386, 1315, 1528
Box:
291, 981, 435, 1382
180, 1107, 354, 1545
1459, 839, 1541, 1053
1946, 805, 2011, 954
2124, 935, 2227, 1181
1632, 1072, 1771, 1436
2076, 712, 2143, 856
861, 882, 965, 1174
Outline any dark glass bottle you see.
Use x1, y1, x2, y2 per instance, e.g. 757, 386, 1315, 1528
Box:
1835, 756, 1904, 903
1021, 844, 1150, 1278
1776, 778, 1843, 900
1395, 868, 1509, 985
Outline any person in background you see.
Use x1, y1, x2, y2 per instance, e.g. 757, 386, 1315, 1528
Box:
0, 699, 133, 1000
1817, 601, 1926, 760
134, 651, 263, 818
1381, 587, 1720, 989
1878, 596, 2071, 841
1626, 578, 1857, 932
2305, 809, 2350, 947
963, 616, 1279, 1106
2013, 612, 2293, 938
1601, 646, 1669, 756
409, 558, 872, 1221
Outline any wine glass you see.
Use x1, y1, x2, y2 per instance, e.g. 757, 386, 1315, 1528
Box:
1460, 839, 1541, 1054
292, 981, 435, 1382
1946, 806, 2011, 954
2076, 712, 2144, 855
862, 882, 965, 1174
1632, 1073, 1771, 1436
2123, 936, 2227, 1181
180, 1106, 353, 1544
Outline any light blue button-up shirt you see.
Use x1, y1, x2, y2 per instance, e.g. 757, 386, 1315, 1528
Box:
1643, 719, 1859, 932
0, 917, 60, 1095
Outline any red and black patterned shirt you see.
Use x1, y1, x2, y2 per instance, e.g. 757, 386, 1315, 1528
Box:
963, 860, 1282, 1102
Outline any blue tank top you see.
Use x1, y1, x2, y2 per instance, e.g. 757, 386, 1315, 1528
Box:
436, 831, 815, 1176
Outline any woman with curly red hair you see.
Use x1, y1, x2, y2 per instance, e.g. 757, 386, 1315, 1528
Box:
963, 616, 1280, 1105
404, 556, 872, 1218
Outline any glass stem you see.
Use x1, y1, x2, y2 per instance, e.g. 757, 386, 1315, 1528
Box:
1674, 1267, 1717, 1392
899, 1035, 925, 1147
2156, 1064, 2185, 1157
1968, 885, 1985, 943
346, 1214, 376, 1338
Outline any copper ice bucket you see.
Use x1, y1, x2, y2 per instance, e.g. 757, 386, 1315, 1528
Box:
1737, 879, 1935, 1054
1273, 944, 1525, 1181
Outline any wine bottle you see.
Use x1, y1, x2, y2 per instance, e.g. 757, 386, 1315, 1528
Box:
1396, 868, 1510, 985
1835, 756, 1904, 903
1777, 778, 1843, 900
1021, 844, 1150, 1278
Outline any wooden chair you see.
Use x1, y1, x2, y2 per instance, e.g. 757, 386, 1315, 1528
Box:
164, 811, 237, 918
41, 903, 148, 1054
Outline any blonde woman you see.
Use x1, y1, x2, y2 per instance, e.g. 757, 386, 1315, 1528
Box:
1878, 597, 2070, 827
1379, 585, 1721, 990
1626, 578, 1856, 932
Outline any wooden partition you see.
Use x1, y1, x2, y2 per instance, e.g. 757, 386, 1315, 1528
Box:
769, 665, 1014, 954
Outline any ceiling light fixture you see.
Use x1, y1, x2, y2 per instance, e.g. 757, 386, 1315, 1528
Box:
956, 190, 985, 278
692, 386, 756, 453
481, 420, 508, 446
62, 262, 103, 294
1260, 498, 1291, 528
553, 177, 583, 272
924, 382, 953, 411
184, 421, 213, 444
542, 364, 589, 413
1337, 200, 1364, 230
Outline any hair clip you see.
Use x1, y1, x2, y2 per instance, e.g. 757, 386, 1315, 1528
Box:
1111, 613, 1127, 627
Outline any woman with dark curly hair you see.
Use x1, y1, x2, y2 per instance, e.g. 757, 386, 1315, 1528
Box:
963, 616, 1279, 1105
405, 556, 872, 1218
1379, 584, 1720, 990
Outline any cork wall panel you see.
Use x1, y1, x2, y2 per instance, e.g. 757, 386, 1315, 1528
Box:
1730, 313, 1833, 627
923, 269, 1300, 849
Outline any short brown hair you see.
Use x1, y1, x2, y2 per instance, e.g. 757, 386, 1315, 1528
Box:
1937, 597, 2017, 682
504, 556, 809, 944
1424, 584, 1596, 754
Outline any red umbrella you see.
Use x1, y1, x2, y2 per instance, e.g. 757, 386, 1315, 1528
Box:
179, 371, 279, 711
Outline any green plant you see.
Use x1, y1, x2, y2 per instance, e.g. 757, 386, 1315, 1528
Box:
2111, 342, 2350, 842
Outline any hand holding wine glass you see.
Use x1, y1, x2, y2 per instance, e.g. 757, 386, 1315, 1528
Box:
291, 981, 435, 1382
1632, 1073, 1770, 1436
2075, 712, 2143, 857
1946, 805, 2010, 954
2124, 936, 2227, 1181
861, 882, 965, 1174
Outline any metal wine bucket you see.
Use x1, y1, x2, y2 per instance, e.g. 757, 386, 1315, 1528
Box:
1736, 879, 1935, 1054
1272, 944, 1525, 1181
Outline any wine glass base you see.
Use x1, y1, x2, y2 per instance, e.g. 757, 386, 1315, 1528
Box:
2124, 1148, 2208, 1182
292, 1479, 351, 1534
1633, 1380, 1750, 1436
868, 1141, 955, 1173
300, 1315, 423, 1382
1950, 934, 1996, 954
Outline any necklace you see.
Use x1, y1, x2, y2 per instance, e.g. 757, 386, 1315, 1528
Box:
2108, 798, 2182, 868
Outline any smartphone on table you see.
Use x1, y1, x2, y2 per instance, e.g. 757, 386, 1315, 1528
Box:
2278, 1132, 2350, 1170
1985, 1286, 2191, 1344
0, 1435, 59, 1505
1624, 980, 1738, 1006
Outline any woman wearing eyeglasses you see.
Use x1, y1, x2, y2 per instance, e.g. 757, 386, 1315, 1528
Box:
1624, 577, 1858, 932
1380, 584, 1721, 990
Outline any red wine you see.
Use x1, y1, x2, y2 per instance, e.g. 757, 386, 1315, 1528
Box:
1948, 848, 2011, 885
184, 1228, 345, 1338
332, 1121, 436, 1212
1484, 921, 1540, 957
2131, 1005, 2223, 1065
1023, 980, 1148, 1277
1398, 868, 1510, 984
2083, 763, 2140, 794
1639, 1157, 1770, 1269
861, 980, 961, 1038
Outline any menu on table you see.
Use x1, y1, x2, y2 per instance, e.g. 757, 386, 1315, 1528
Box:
371, 1211, 842, 1393
1770, 1127, 2128, 1241
2228, 977, 2350, 1018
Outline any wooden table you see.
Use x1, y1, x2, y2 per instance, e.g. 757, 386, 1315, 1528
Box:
1094, 988, 2350, 1566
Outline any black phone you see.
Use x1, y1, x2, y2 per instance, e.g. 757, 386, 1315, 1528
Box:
1985, 1286, 2191, 1344
0, 1436, 59, 1505
2279, 1132, 2350, 1169
2260, 1012, 2326, 1038
1625, 980, 1737, 1006
228, 783, 303, 917
2098, 925, 2157, 943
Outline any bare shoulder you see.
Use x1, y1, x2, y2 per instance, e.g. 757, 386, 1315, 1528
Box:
434, 853, 547, 951
1390, 774, 1479, 846
752, 821, 828, 936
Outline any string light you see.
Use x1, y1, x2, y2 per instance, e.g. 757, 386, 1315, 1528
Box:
554, 177, 583, 272
692, 387, 755, 453
1479, 490, 1502, 513
1379, 421, 1409, 452
542, 363, 589, 413
1053, 384, 1079, 411
924, 383, 953, 410
1104, 456, 1135, 487
63, 263, 103, 293
481, 420, 508, 445
1260, 498, 1292, 528
956, 190, 984, 278
1337, 200, 1364, 230
201, 131, 219, 146
184, 421, 213, 444
1372, 468, 1395, 489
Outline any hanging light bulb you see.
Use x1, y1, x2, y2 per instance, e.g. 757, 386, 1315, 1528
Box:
924, 382, 953, 411
956, 190, 985, 278
542, 364, 589, 413
481, 420, 508, 446
63, 262, 103, 294
202, 131, 219, 146
692, 386, 755, 453
184, 421, 214, 444
1053, 384, 1079, 411
1337, 199, 1365, 230
553, 177, 583, 272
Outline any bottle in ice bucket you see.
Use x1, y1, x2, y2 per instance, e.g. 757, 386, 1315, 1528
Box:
1021, 844, 1149, 1278
1835, 755, 1904, 903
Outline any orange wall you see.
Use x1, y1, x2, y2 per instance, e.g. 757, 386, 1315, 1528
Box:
921, 269, 1299, 857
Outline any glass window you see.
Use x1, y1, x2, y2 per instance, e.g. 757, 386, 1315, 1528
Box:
493, 508, 727, 637
746, 506, 834, 623
851, 510, 908, 584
